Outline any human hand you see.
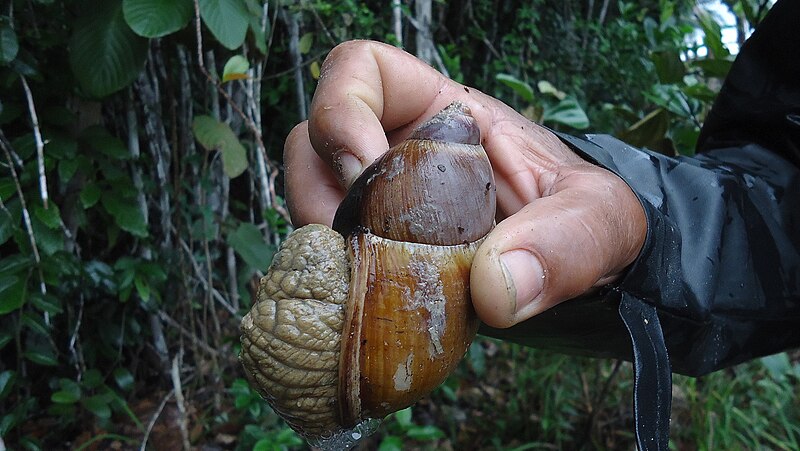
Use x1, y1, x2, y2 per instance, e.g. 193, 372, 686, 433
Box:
284, 40, 646, 328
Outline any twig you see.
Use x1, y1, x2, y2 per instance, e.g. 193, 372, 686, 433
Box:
68, 293, 86, 381
178, 236, 239, 317
0, 130, 46, 300
170, 349, 192, 451
139, 389, 175, 451
157, 310, 219, 357
281, 7, 308, 120
392, 0, 403, 47
20, 76, 49, 209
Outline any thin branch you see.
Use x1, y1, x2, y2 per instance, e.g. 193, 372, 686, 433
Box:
20, 76, 49, 209
157, 310, 219, 357
178, 236, 238, 317
0, 130, 46, 294
139, 389, 175, 451
170, 349, 192, 451
68, 293, 86, 381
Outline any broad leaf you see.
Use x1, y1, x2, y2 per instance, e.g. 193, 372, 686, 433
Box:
123, 0, 192, 38
113, 367, 135, 391
193, 115, 248, 178
227, 222, 273, 271
0, 371, 15, 400
650, 51, 685, 84
541, 97, 589, 130
0, 19, 19, 64
80, 183, 103, 209
34, 204, 61, 229
222, 55, 250, 82
618, 108, 670, 149
496, 73, 534, 103
537, 80, 565, 100
0, 199, 21, 246
101, 192, 148, 238
198, 0, 249, 50
697, 11, 729, 59
82, 125, 131, 159
69, 1, 148, 98
24, 350, 58, 366
0, 275, 26, 314
298, 32, 313, 54
83, 394, 112, 419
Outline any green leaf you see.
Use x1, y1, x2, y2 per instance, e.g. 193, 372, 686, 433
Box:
30, 214, 64, 255
0, 199, 21, 246
0, 19, 19, 64
30, 292, 64, 315
692, 58, 733, 79
378, 436, 404, 451
69, 1, 148, 98
58, 378, 82, 399
21, 312, 50, 337
248, 14, 267, 54
83, 369, 104, 389
496, 73, 534, 103
298, 32, 313, 54
123, 0, 193, 38
0, 275, 26, 314
536, 80, 565, 100
24, 350, 58, 366
82, 125, 131, 159
51, 390, 80, 404
406, 425, 445, 440
113, 367, 135, 391
0, 330, 12, 350
134, 274, 151, 302
0, 370, 15, 399
697, 10, 728, 59
541, 97, 589, 129
222, 55, 250, 82
198, 0, 250, 50
227, 222, 273, 271
394, 407, 412, 427
650, 50, 685, 84
0, 254, 30, 276
101, 192, 148, 237
34, 204, 61, 229
80, 183, 103, 209
59, 158, 80, 183
83, 394, 112, 419
192, 115, 248, 178
618, 108, 670, 150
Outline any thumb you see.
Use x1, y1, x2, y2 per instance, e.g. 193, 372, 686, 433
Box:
470, 169, 646, 328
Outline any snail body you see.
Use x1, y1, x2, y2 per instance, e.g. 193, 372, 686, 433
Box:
240, 102, 496, 440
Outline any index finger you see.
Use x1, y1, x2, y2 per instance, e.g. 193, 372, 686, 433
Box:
308, 41, 469, 186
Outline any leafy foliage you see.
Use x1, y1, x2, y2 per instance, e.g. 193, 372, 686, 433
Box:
0, 0, 794, 449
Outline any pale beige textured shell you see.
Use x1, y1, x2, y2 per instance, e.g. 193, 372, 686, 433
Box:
239, 224, 349, 437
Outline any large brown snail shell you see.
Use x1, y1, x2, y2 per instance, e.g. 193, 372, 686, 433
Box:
240, 102, 496, 440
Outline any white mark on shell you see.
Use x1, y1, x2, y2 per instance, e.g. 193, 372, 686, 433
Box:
407, 259, 446, 358
393, 353, 414, 391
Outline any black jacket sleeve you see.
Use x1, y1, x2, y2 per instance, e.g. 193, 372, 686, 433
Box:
478, 1, 800, 449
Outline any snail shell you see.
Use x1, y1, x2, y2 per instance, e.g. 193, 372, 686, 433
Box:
240, 102, 496, 439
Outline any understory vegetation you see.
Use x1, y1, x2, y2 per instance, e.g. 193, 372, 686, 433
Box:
0, 0, 796, 449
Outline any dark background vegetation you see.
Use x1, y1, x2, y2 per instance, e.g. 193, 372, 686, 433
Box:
1, 0, 797, 449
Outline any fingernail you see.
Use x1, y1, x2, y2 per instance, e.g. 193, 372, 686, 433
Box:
499, 250, 544, 314
333, 150, 362, 188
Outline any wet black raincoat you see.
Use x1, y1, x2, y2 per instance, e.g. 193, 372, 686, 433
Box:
480, 1, 800, 449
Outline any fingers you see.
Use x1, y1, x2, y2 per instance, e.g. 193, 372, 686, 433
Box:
307, 40, 489, 187
284, 122, 345, 227
470, 166, 647, 328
